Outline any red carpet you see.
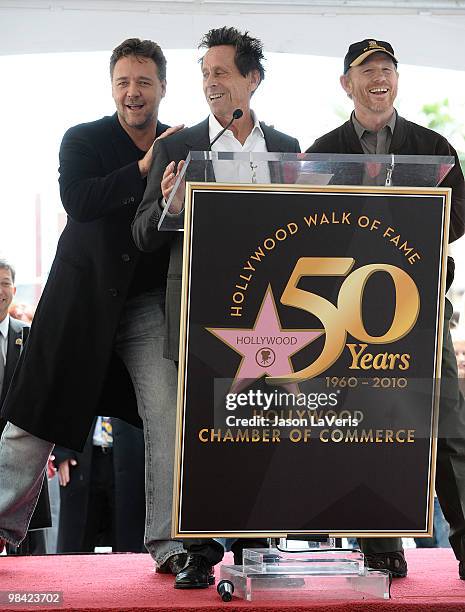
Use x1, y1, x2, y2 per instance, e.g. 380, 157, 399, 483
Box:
1, 549, 465, 611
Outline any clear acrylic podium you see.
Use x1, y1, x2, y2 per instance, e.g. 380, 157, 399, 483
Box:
164, 151, 454, 602
219, 544, 390, 602
158, 151, 454, 230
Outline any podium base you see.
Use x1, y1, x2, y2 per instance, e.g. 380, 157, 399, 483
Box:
219, 548, 390, 602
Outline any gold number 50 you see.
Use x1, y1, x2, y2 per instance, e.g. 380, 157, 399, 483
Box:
267, 257, 420, 384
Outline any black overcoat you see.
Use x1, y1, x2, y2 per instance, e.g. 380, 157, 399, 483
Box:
1, 114, 170, 451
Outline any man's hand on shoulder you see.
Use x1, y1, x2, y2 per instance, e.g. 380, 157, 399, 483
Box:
138, 124, 184, 178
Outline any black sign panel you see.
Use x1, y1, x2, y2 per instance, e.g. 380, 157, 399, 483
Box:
174, 185, 449, 537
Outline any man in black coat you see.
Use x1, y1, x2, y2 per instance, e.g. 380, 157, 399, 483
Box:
0, 39, 186, 574
54, 418, 146, 553
132, 26, 300, 589
307, 38, 465, 579
0, 260, 49, 555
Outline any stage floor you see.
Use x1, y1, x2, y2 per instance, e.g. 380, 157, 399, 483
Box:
1, 549, 465, 611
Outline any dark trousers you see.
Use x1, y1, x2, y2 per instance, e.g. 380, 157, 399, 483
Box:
183, 538, 269, 566
7, 530, 46, 555
81, 447, 115, 552
359, 299, 465, 560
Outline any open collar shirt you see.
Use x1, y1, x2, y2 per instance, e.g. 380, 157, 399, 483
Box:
208, 111, 271, 184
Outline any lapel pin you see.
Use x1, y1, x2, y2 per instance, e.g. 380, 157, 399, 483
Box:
15, 338, 23, 346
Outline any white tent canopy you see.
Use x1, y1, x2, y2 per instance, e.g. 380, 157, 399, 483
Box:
1, 0, 465, 71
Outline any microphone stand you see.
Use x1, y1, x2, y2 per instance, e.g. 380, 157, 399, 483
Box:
206, 109, 243, 182
209, 109, 243, 149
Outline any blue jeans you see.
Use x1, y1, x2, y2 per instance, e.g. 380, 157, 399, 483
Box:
415, 497, 451, 548
0, 291, 184, 565
0, 424, 53, 546
114, 290, 184, 564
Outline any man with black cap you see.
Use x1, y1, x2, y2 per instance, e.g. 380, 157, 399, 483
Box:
307, 38, 465, 579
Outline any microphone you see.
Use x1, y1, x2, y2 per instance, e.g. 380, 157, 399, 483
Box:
209, 109, 243, 149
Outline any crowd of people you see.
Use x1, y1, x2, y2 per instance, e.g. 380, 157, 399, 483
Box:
1, 27, 465, 589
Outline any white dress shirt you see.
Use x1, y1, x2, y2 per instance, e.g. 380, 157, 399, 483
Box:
0, 314, 9, 393
0, 314, 9, 367
209, 111, 271, 184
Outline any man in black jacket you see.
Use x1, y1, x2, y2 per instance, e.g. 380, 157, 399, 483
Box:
307, 38, 465, 579
132, 26, 300, 589
54, 418, 146, 554
0, 39, 186, 574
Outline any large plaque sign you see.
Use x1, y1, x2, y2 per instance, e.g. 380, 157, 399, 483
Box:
173, 184, 450, 538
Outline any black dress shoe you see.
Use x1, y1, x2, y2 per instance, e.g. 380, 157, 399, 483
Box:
156, 552, 188, 575
232, 539, 269, 565
364, 551, 407, 578
174, 554, 215, 589
459, 560, 465, 580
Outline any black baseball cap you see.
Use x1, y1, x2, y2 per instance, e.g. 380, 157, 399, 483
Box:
344, 39, 398, 73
